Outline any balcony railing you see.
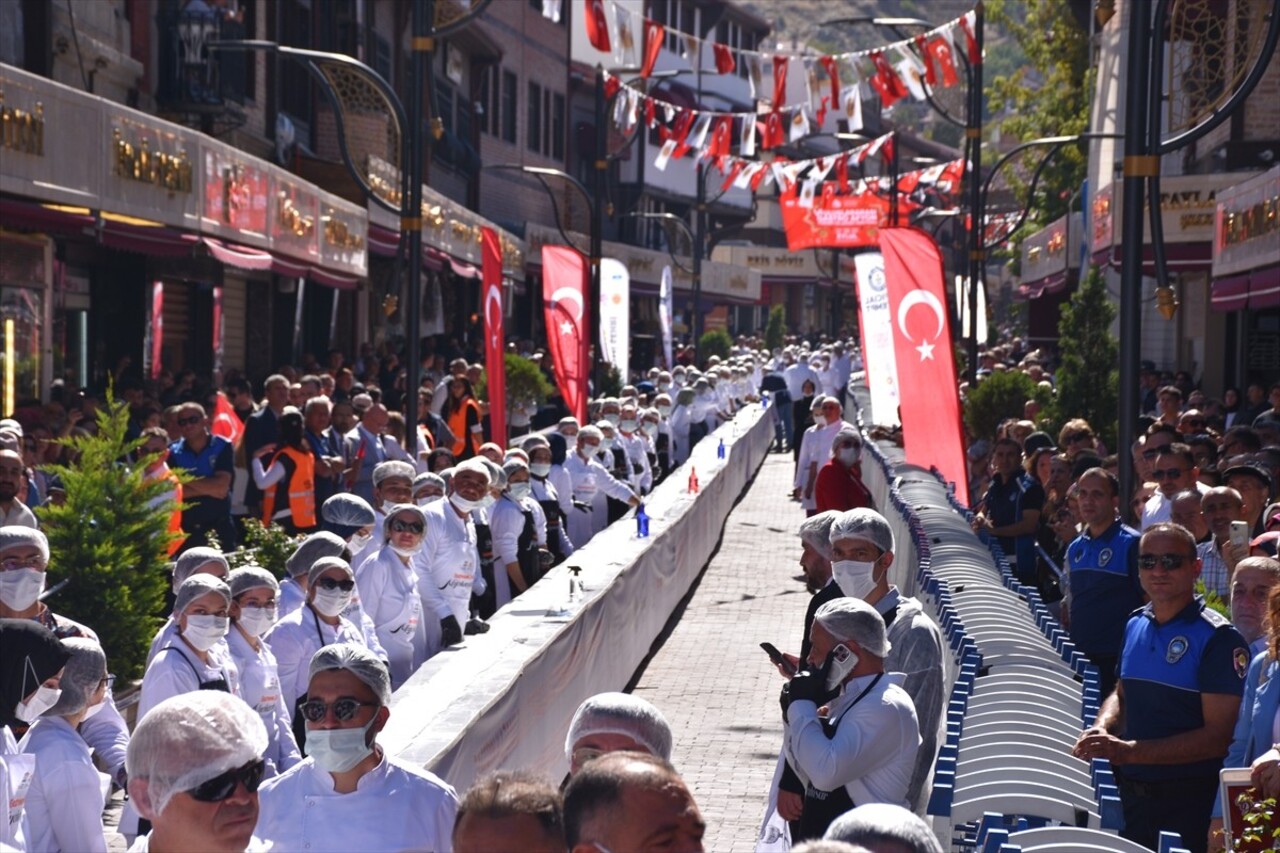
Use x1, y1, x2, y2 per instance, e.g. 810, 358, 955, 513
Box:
156, 7, 249, 115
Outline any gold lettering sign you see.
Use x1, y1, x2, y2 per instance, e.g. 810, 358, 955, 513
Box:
1027, 246, 1042, 263
276, 192, 315, 238
1046, 230, 1065, 256
1221, 194, 1280, 248
365, 154, 403, 207
322, 210, 364, 251
112, 128, 192, 193
0, 90, 44, 156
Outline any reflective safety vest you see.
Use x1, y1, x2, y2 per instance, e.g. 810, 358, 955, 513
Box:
262, 445, 317, 528
448, 398, 482, 458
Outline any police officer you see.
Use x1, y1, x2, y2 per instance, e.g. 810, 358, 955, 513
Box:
1064, 468, 1143, 698
1073, 522, 1247, 853
972, 437, 1044, 585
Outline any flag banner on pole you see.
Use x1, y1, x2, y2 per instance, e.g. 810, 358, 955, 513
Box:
780, 186, 890, 250
599, 258, 630, 377
659, 265, 674, 370
482, 227, 507, 443
853, 252, 900, 426
879, 227, 969, 505
541, 246, 589, 424
955, 274, 988, 344
149, 281, 163, 380
211, 392, 244, 445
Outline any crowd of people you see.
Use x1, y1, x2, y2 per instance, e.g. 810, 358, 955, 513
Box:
0, 326, 1277, 851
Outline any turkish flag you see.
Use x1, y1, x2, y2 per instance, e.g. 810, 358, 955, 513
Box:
772, 55, 789, 106
541, 246, 589, 425
869, 51, 909, 107
641, 19, 664, 78
879, 228, 968, 505
481, 227, 506, 443
210, 391, 243, 446
713, 43, 735, 74
584, 0, 610, 51
818, 56, 840, 106
925, 35, 960, 87
956, 13, 981, 66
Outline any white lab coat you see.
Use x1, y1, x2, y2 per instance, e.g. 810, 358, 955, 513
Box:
265, 604, 367, 708
795, 418, 851, 512
563, 451, 634, 549
530, 476, 574, 557
355, 545, 427, 687
225, 627, 302, 777
1, 727, 29, 850
547, 464, 574, 520
490, 494, 546, 607
278, 577, 306, 618
137, 637, 242, 722
19, 717, 109, 853
668, 404, 693, 465
414, 499, 479, 656
616, 430, 653, 493
256, 753, 458, 853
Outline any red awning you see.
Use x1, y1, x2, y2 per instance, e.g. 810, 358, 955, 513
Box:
1211, 273, 1250, 312
448, 258, 481, 279
202, 238, 275, 272
100, 219, 200, 257
368, 223, 401, 257
0, 197, 96, 236
308, 266, 360, 291
1248, 266, 1280, 310
1093, 242, 1212, 275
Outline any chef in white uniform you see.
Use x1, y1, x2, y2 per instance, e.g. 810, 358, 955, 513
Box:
354, 504, 428, 687
146, 547, 230, 666
563, 425, 638, 549
415, 459, 488, 656
225, 567, 300, 778
255, 644, 457, 852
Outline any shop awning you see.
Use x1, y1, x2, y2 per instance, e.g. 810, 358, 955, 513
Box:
202, 238, 276, 272
0, 198, 96, 236
100, 218, 200, 257
1211, 273, 1251, 312
368, 223, 401, 257
1092, 241, 1213, 276
1249, 266, 1280, 310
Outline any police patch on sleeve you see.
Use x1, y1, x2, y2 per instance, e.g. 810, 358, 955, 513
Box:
1235, 648, 1250, 679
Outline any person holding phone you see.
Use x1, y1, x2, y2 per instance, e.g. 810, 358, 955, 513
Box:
780, 597, 920, 842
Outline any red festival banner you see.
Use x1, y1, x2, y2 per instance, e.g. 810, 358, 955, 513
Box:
879, 227, 969, 505
481, 227, 507, 443
541, 246, 589, 425
780, 186, 891, 251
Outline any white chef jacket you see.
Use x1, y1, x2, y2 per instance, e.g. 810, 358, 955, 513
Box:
616, 430, 653, 493
127, 833, 270, 852
2, 726, 32, 850
137, 637, 242, 722
563, 451, 634, 549
255, 752, 458, 853
530, 476, 574, 557
795, 418, 851, 512
355, 546, 427, 687
226, 626, 302, 777
18, 717, 109, 853
546, 464, 574, 521
414, 499, 479, 655
489, 494, 547, 608
783, 362, 819, 398
279, 577, 307, 618
784, 671, 920, 810
668, 404, 693, 465
265, 604, 367, 707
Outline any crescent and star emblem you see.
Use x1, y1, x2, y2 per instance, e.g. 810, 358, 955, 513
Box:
485, 283, 502, 349
896, 289, 945, 361
549, 286, 582, 338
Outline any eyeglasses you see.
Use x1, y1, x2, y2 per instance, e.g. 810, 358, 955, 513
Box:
1138, 553, 1192, 571
298, 697, 379, 723
0, 556, 47, 571
177, 416, 202, 427
315, 577, 355, 592
98, 674, 115, 691
389, 519, 424, 534
1064, 432, 1092, 443
187, 759, 266, 802
1151, 467, 1185, 480
572, 746, 606, 767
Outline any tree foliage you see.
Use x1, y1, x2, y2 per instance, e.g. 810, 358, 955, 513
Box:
698, 329, 733, 365
964, 369, 1047, 441
764, 305, 787, 352
1050, 266, 1119, 451
474, 352, 556, 409
37, 395, 179, 682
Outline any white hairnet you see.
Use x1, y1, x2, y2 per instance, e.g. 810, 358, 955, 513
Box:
522, 434, 550, 453
502, 457, 529, 482
814, 597, 891, 658
174, 574, 231, 616
564, 692, 673, 764
321, 493, 377, 528
558, 416, 580, 431
286, 531, 348, 578
798, 511, 842, 560
308, 555, 353, 587
829, 508, 895, 555
372, 460, 416, 486
824, 803, 943, 853
479, 457, 506, 490
172, 547, 229, 592
47, 637, 106, 717
454, 457, 492, 485
578, 425, 603, 444
309, 643, 392, 706
831, 427, 862, 452
382, 503, 427, 532
0, 526, 49, 563
126, 692, 267, 818
413, 472, 445, 493
228, 566, 279, 599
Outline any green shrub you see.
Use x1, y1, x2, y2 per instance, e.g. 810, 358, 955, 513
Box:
1050, 266, 1119, 450
764, 305, 787, 352
698, 329, 733, 365
214, 519, 302, 579
965, 369, 1042, 441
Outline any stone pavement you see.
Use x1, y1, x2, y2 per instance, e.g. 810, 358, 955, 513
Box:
632, 450, 810, 852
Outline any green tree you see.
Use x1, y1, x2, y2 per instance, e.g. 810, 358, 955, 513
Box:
1051, 266, 1119, 450
764, 305, 787, 352
964, 369, 1045, 441
474, 353, 556, 411
37, 395, 180, 681
698, 329, 733, 365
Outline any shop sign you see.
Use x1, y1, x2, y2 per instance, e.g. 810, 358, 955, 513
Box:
102, 105, 202, 231
1098, 173, 1258, 254
201, 142, 270, 246
712, 245, 824, 280
1021, 212, 1082, 282
0, 88, 44, 157
1091, 184, 1113, 255
270, 171, 319, 262
1213, 165, 1280, 278
671, 258, 760, 301
320, 198, 368, 276
0, 65, 98, 208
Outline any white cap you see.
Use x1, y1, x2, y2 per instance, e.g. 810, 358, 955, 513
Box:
564, 692, 673, 764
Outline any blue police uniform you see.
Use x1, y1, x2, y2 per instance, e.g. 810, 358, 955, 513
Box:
982, 471, 1044, 583
1114, 597, 1248, 853
168, 434, 238, 551
1066, 520, 1141, 697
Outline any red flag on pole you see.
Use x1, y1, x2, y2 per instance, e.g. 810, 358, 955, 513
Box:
481, 227, 507, 444
210, 391, 244, 446
712, 43, 735, 74
541, 246, 589, 425
583, 0, 610, 52
878, 228, 969, 505
641, 19, 664, 78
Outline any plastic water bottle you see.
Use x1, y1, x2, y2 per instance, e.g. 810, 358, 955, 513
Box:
636, 503, 649, 538
687, 467, 699, 494
717, 438, 726, 459
568, 565, 583, 605
762, 390, 770, 408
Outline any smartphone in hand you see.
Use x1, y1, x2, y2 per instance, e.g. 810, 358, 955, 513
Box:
761, 642, 797, 677
1230, 520, 1250, 549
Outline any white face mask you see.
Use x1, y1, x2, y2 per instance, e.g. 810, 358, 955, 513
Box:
449, 492, 481, 514
836, 447, 862, 466
237, 604, 277, 638
658, 382, 670, 392
602, 413, 620, 426
530, 462, 552, 478
825, 644, 860, 691
15, 684, 61, 723
348, 532, 373, 554
479, 493, 497, 510
312, 587, 353, 618
619, 419, 638, 433
416, 494, 443, 507
642, 423, 658, 438
380, 500, 398, 515
509, 482, 532, 501
657, 405, 672, 418
389, 544, 420, 558
579, 443, 599, 458
832, 559, 879, 600
80, 698, 106, 721
561, 433, 578, 449
307, 715, 378, 773
600, 438, 614, 452
182, 614, 229, 652
0, 567, 46, 611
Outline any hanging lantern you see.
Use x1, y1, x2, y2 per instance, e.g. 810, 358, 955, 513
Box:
1155, 285, 1179, 320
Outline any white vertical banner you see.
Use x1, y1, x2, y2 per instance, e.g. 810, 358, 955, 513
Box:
854, 252, 900, 426
659, 265, 674, 369
599, 258, 630, 376
955, 275, 988, 345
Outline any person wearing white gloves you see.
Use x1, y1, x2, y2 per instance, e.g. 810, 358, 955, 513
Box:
225, 567, 301, 779
20, 636, 111, 853
354, 505, 429, 687
415, 459, 488, 656
563, 426, 638, 550
490, 458, 549, 605
256, 645, 457, 852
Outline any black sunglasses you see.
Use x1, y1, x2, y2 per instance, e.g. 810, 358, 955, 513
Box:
1138, 553, 1191, 571
1065, 431, 1092, 443
177, 416, 202, 427
315, 577, 355, 592
298, 697, 379, 723
389, 519, 424, 534
188, 759, 266, 802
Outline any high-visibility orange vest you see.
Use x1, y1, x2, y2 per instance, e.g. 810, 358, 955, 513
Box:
262, 445, 317, 528
448, 399, 482, 457
164, 471, 184, 556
